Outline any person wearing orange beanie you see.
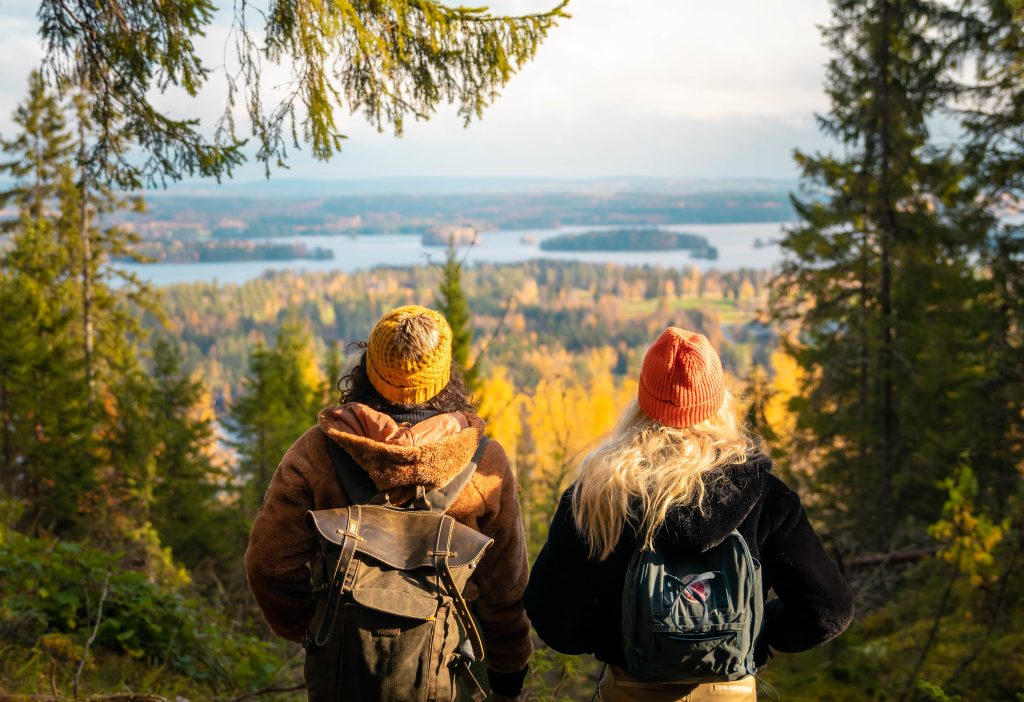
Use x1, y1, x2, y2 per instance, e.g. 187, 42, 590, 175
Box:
526, 327, 853, 701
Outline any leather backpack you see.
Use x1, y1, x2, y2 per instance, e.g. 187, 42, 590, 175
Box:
302, 435, 493, 702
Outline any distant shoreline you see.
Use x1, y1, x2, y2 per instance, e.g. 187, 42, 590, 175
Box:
122, 240, 334, 264
113, 223, 785, 287
113, 189, 796, 243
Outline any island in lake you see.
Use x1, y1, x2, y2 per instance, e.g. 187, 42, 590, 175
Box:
422, 225, 478, 247
540, 228, 718, 260
126, 240, 334, 264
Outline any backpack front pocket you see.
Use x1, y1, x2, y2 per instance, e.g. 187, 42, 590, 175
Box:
337, 592, 459, 702
338, 602, 433, 700
640, 630, 746, 683
655, 570, 737, 631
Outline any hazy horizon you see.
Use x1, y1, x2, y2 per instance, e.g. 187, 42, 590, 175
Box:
145, 175, 800, 198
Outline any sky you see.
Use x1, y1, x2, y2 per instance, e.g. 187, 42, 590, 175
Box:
0, 1, 834, 183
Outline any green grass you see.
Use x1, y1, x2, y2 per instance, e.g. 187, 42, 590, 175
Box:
620, 296, 758, 324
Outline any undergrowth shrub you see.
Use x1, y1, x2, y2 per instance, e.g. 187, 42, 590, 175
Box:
0, 531, 284, 691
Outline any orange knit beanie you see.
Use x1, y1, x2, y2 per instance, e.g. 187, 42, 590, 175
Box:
637, 327, 725, 428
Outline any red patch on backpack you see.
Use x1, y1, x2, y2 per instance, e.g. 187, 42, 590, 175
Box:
682, 579, 710, 603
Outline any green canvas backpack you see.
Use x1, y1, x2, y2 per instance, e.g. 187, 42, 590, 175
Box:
621, 530, 764, 684
302, 435, 493, 702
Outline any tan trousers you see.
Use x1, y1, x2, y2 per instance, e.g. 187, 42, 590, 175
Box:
598, 666, 757, 702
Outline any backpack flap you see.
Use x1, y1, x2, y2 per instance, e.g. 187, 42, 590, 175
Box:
309, 508, 356, 548
309, 505, 493, 570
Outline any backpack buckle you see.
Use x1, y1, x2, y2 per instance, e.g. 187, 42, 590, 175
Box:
449, 650, 486, 702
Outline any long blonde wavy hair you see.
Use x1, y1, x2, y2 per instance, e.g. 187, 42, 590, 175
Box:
571, 389, 763, 560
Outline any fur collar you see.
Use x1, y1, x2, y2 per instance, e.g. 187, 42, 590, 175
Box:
656, 455, 773, 552
318, 403, 484, 491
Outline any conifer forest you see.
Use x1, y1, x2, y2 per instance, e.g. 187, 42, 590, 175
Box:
0, 1, 1022, 701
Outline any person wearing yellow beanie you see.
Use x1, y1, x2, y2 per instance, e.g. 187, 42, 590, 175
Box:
245, 305, 532, 702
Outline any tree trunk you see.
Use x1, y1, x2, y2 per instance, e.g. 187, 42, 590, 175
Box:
875, 0, 899, 540
79, 118, 95, 394
0, 378, 12, 496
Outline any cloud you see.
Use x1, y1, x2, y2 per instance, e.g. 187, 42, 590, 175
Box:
0, 7, 42, 129
0, 0, 832, 180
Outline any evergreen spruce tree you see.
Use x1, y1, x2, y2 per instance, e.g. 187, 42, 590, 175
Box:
61, 75, 160, 555
323, 340, 345, 407
436, 242, 478, 391
66, 82, 149, 392
771, 0, 995, 549
0, 73, 92, 532
958, 0, 1024, 513
0, 73, 161, 556
0, 71, 73, 227
149, 338, 244, 570
230, 321, 324, 515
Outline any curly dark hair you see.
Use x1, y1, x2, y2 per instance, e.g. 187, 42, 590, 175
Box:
336, 341, 476, 414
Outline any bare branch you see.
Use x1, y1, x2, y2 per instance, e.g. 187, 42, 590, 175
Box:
223, 684, 307, 702
73, 572, 110, 699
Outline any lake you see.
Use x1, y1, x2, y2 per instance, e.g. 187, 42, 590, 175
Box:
120, 222, 788, 287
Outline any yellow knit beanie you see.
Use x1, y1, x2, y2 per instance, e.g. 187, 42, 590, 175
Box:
366, 305, 453, 405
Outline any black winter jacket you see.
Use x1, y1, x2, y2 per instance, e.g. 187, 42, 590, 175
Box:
523, 456, 854, 667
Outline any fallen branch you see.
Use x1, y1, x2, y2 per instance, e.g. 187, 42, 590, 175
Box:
74, 572, 111, 699
845, 546, 938, 569
225, 684, 306, 702
0, 696, 170, 702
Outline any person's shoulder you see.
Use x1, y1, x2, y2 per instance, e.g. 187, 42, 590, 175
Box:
279, 424, 332, 484
723, 453, 791, 494
758, 462, 801, 502
750, 461, 812, 534
552, 483, 579, 525
717, 454, 804, 522
454, 431, 515, 519
475, 433, 512, 476
467, 433, 516, 497
713, 452, 775, 500
291, 423, 327, 458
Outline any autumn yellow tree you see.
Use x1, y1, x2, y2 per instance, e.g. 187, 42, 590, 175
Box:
763, 349, 803, 453
476, 365, 522, 473
519, 347, 635, 540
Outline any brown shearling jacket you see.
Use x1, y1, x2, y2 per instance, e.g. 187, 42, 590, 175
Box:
243, 402, 533, 674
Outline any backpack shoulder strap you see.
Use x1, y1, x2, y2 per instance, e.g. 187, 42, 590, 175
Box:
324, 434, 379, 505
420, 435, 489, 512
